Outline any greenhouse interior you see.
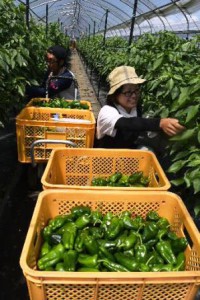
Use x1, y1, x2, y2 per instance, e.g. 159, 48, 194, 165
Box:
0, 0, 200, 299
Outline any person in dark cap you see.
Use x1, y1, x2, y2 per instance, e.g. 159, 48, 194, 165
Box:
26, 45, 78, 100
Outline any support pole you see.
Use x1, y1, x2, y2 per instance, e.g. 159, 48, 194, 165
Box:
93, 21, 96, 36
46, 4, 48, 36
128, 0, 138, 47
26, 0, 29, 29
103, 9, 109, 46
88, 23, 91, 40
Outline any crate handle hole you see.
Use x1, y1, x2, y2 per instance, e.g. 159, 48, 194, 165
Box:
184, 227, 193, 249
33, 231, 38, 247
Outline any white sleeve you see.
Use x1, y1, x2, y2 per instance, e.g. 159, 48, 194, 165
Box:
96, 105, 123, 139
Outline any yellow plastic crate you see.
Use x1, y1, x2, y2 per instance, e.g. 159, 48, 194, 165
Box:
26, 98, 92, 110
20, 190, 200, 300
16, 107, 95, 163
41, 148, 171, 190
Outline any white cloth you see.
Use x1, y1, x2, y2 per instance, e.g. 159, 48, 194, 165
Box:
96, 104, 137, 139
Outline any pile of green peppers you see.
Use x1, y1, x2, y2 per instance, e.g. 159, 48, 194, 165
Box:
33, 98, 90, 110
37, 205, 188, 272
91, 171, 150, 187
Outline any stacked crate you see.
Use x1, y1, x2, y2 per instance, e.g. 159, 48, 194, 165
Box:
16, 105, 95, 163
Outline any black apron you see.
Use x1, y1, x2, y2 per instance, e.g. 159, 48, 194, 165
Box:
94, 104, 142, 149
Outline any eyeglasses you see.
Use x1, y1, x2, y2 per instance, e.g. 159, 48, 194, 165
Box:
121, 89, 140, 97
45, 59, 58, 65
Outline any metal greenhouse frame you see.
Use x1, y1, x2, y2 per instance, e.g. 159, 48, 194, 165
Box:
15, 0, 200, 40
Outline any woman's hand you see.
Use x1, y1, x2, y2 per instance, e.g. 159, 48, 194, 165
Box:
159, 118, 185, 136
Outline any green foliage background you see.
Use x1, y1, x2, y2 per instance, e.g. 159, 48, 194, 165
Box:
0, 0, 69, 124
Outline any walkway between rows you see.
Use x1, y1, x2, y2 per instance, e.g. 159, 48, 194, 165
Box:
69, 49, 102, 119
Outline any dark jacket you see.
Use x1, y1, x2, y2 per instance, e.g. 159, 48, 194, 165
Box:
26, 68, 74, 100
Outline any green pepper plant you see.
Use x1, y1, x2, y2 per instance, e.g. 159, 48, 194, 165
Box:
0, 0, 69, 125
78, 32, 200, 217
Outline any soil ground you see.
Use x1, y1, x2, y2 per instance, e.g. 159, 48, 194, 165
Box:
0, 50, 199, 300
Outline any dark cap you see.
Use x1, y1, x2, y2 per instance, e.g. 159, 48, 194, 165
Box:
47, 45, 67, 60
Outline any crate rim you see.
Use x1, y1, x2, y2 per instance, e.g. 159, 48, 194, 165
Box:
26, 97, 92, 110
16, 106, 95, 124
41, 148, 171, 191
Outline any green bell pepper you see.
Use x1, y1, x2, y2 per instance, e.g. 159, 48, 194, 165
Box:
37, 244, 65, 270
122, 215, 144, 230
75, 214, 91, 229
117, 175, 129, 186
156, 217, 170, 229
78, 253, 98, 268
142, 221, 159, 242
70, 205, 91, 219
55, 221, 75, 235
156, 240, 177, 264
90, 210, 103, 225
97, 239, 116, 249
167, 231, 179, 241
83, 235, 99, 255
107, 172, 122, 183
144, 238, 158, 250
134, 234, 148, 263
118, 231, 139, 251
138, 263, 150, 272
123, 248, 135, 257
120, 210, 132, 218
48, 214, 72, 231
101, 258, 130, 272
74, 228, 89, 252
147, 250, 164, 265
135, 243, 148, 263
91, 177, 107, 186
172, 252, 185, 271
63, 250, 78, 271
89, 227, 104, 239
115, 230, 128, 248
171, 237, 188, 255
42, 225, 53, 242
55, 262, 65, 272
140, 176, 150, 186
62, 222, 77, 250
99, 245, 116, 262
156, 228, 169, 241
105, 216, 123, 240
146, 210, 160, 222
130, 215, 145, 230
150, 264, 173, 272
128, 171, 143, 184
80, 103, 90, 110
39, 241, 51, 258
101, 212, 113, 232
114, 252, 139, 271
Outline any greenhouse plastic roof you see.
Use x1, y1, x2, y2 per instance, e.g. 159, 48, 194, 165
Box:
16, 0, 200, 38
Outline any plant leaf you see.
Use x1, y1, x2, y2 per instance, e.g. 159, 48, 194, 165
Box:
168, 160, 187, 173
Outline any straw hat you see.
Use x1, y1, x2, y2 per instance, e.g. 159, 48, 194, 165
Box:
107, 66, 146, 95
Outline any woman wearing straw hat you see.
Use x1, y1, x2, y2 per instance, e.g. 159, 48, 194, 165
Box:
96, 66, 185, 151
